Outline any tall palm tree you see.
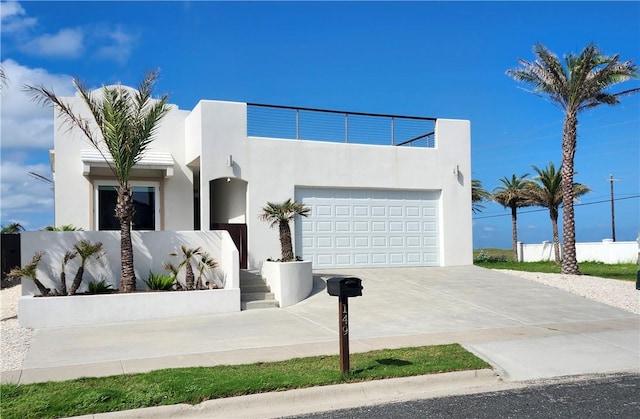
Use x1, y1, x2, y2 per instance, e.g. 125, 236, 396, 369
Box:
525, 163, 591, 264
492, 173, 531, 262
472, 179, 491, 214
259, 199, 311, 261
25, 70, 169, 292
507, 43, 639, 274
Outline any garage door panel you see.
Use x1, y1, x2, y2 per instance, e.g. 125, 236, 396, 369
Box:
296, 188, 439, 268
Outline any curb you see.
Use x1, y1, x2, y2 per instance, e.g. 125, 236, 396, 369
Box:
71, 369, 513, 418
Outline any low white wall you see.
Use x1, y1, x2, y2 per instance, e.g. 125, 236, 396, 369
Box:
19, 288, 240, 328
261, 260, 313, 307
18, 230, 240, 328
518, 240, 638, 264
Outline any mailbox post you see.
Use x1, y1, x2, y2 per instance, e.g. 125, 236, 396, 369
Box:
327, 277, 363, 374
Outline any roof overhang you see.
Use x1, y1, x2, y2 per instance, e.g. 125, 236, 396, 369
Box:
81, 150, 174, 178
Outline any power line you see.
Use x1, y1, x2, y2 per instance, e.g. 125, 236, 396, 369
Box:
472, 195, 639, 220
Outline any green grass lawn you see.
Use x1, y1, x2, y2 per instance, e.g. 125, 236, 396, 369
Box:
474, 248, 638, 281
0, 344, 489, 419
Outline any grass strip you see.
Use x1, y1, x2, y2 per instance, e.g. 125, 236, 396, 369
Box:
474, 260, 637, 281
0, 343, 489, 419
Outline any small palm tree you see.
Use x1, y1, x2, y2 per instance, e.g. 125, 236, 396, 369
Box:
25, 70, 170, 292
525, 162, 591, 264
507, 43, 639, 274
68, 240, 104, 295
42, 225, 83, 231
170, 245, 203, 290
1, 222, 24, 234
472, 179, 491, 214
259, 199, 311, 261
59, 250, 78, 295
196, 251, 218, 289
492, 174, 531, 262
7, 251, 50, 296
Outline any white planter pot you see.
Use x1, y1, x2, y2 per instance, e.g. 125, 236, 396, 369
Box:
18, 288, 241, 329
261, 260, 313, 307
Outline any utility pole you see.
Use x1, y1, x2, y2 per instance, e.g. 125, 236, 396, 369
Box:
607, 173, 620, 242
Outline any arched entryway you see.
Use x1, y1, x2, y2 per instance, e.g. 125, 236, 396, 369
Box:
210, 177, 248, 268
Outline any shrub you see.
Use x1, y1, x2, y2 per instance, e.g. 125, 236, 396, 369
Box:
145, 271, 176, 291
474, 250, 507, 263
87, 279, 114, 294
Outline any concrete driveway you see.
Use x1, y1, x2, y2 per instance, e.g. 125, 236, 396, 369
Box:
7, 265, 638, 384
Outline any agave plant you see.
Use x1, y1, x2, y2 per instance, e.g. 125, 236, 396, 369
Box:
145, 271, 176, 291
87, 279, 114, 294
6, 251, 50, 296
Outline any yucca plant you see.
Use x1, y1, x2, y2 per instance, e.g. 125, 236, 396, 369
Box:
7, 251, 50, 296
144, 271, 176, 291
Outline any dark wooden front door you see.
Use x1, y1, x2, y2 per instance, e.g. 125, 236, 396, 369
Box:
210, 223, 247, 269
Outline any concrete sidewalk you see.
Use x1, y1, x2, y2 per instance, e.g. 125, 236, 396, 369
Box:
2, 266, 638, 416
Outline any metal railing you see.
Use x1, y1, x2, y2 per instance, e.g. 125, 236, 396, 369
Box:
247, 103, 436, 147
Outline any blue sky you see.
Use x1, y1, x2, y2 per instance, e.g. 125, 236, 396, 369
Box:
1, 1, 638, 248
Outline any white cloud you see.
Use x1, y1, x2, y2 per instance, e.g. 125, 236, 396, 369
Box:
1, 59, 75, 149
0, 1, 37, 33
482, 226, 495, 232
1, 2, 136, 63
23, 28, 84, 58
0, 157, 54, 228
93, 25, 138, 64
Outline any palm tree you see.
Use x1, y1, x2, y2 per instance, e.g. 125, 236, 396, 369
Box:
196, 250, 218, 289
492, 174, 531, 261
507, 43, 639, 274
525, 163, 591, 264
472, 179, 491, 214
42, 224, 83, 231
59, 250, 78, 295
7, 251, 50, 296
68, 240, 104, 295
25, 70, 169, 292
1, 222, 24, 234
259, 199, 311, 261
170, 245, 203, 290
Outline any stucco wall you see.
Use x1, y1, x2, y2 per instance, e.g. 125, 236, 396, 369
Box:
19, 230, 239, 296
184, 101, 471, 268
52, 91, 193, 231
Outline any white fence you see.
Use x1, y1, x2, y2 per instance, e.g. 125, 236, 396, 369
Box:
518, 239, 639, 264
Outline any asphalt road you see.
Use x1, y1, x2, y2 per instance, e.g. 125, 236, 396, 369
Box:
295, 374, 640, 419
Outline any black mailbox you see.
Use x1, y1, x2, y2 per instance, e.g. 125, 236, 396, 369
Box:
327, 277, 363, 298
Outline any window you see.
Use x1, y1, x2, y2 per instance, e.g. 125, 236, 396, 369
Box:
95, 181, 160, 230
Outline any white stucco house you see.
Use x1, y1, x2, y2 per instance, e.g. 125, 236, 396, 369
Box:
50, 90, 472, 271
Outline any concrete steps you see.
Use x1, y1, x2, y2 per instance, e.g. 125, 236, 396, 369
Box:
240, 270, 279, 310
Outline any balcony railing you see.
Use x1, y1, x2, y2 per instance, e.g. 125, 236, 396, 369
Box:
247, 103, 437, 147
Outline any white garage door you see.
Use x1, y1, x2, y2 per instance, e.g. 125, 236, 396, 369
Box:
295, 188, 440, 268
